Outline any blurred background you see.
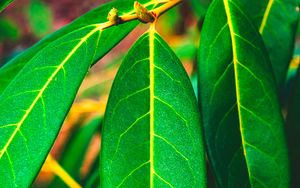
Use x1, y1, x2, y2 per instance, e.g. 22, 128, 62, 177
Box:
0, 0, 299, 187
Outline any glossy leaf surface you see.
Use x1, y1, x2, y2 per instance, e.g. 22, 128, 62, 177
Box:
238, 0, 299, 88
101, 30, 206, 187
198, 0, 289, 187
0, 0, 152, 186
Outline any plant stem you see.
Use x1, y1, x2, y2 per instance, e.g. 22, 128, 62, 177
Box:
153, 0, 182, 17
100, 0, 182, 29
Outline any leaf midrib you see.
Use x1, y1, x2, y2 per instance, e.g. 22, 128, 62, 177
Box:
149, 26, 155, 188
0, 26, 101, 160
223, 0, 252, 182
259, 0, 274, 34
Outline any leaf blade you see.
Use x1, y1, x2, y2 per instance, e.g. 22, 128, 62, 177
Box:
0, 0, 154, 93
101, 30, 207, 187
198, 0, 290, 187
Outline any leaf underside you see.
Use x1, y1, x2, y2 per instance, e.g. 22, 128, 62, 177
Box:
198, 0, 290, 187
101, 31, 206, 187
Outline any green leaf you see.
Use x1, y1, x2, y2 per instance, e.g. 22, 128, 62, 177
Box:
0, 0, 13, 12
101, 30, 206, 187
0, 0, 154, 186
50, 116, 101, 187
198, 0, 290, 187
237, 0, 299, 88
0, 0, 152, 94
27, 0, 53, 38
286, 64, 300, 187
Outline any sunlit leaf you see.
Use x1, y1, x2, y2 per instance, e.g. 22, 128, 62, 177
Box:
101, 30, 207, 187
198, 0, 290, 187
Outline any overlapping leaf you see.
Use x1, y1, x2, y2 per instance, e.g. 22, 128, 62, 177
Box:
0, 0, 155, 186
101, 30, 206, 187
198, 0, 289, 187
238, 0, 299, 88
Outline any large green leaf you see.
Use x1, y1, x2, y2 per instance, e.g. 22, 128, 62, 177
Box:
0, 0, 155, 186
0, 0, 13, 12
198, 0, 289, 187
101, 30, 206, 187
286, 64, 300, 187
238, 0, 299, 88
0, 0, 153, 94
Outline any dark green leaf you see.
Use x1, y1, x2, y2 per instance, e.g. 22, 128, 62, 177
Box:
198, 0, 289, 187
238, 0, 299, 88
50, 116, 101, 187
0, 0, 154, 186
101, 30, 206, 187
0, 0, 13, 12
27, 0, 53, 38
286, 64, 300, 187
